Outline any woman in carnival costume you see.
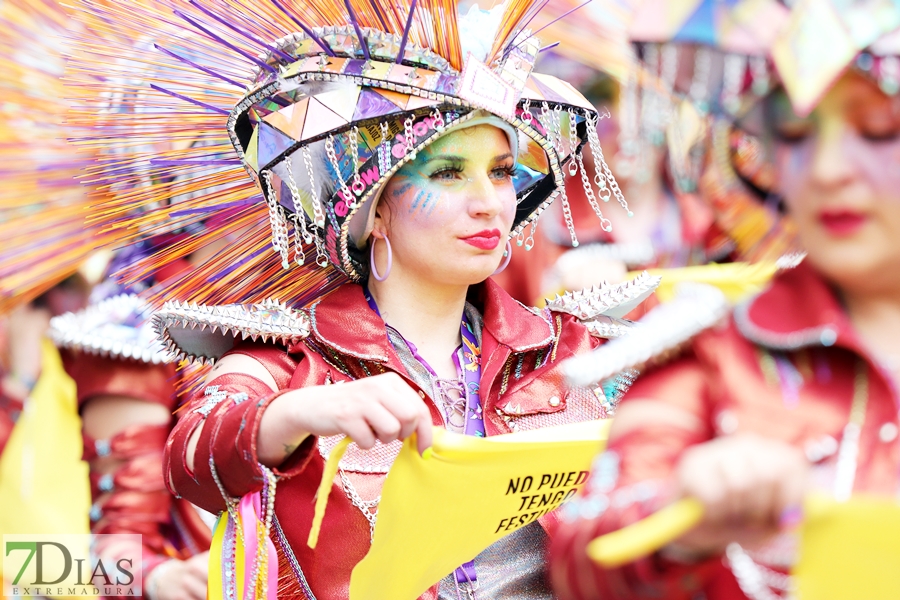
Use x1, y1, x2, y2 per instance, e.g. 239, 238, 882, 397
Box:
66, 0, 662, 597
550, 1, 900, 598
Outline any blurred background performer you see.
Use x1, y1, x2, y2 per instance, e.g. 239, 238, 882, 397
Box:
50, 251, 216, 600
550, 1, 900, 598
492, 0, 797, 305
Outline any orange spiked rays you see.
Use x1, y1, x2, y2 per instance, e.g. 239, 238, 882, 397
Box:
0, 0, 122, 313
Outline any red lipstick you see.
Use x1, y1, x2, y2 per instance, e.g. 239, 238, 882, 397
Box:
461, 229, 501, 250
819, 210, 868, 237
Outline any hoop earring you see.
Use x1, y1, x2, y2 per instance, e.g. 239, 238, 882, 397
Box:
492, 241, 512, 275
370, 234, 392, 281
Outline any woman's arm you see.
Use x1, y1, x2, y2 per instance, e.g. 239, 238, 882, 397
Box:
167, 342, 434, 512
549, 352, 808, 599
82, 394, 208, 600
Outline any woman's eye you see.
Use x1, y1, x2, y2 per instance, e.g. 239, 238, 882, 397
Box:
774, 125, 812, 145
430, 168, 461, 181
860, 127, 900, 143
490, 166, 515, 180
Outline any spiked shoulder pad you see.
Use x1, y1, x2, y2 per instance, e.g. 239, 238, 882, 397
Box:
49, 294, 171, 365
546, 271, 662, 321
562, 283, 730, 388
152, 299, 310, 365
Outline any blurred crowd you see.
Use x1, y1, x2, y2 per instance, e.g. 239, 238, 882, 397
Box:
2, 0, 900, 599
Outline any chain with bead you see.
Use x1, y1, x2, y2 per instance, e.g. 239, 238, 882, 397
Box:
576, 149, 613, 232
301, 147, 326, 229
552, 105, 565, 156
289, 216, 306, 266
287, 161, 312, 267
431, 108, 445, 132
586, 110, 632, 217
286, 166, 313, 244
539, 102, 553, 147
689, 46, 713, 114
300, 146, 329, 267
521, 98, 533, 125
378, 122, 391, 175
557, 183, 579, 248
722, 53, 748, 115
566, 108, 579, 177
326, 134, 352, 203
524, 213, 539, 251
348, 126, 364, 200
404, 115, 416, 159
750, 55, 770, 96
262, 170, 291, 269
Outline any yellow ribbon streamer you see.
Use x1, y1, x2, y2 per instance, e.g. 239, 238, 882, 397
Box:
586, 497, 703, 567
307, 435, 352, 549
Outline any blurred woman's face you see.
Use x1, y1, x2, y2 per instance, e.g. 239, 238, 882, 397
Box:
373, 125, 517, 286
772, 72, 900, 294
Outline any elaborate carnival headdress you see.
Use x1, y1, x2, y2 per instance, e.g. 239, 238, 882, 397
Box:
0, 0, 117, 313
66, 0, 630, 303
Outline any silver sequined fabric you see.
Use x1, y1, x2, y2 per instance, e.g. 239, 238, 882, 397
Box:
503, 386, 606, 432
437, 523, 553, 600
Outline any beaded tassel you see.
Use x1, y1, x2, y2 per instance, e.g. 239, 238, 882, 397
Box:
524, 213, 538, 251
586, 110, 632, 217
262, 170, 291, 269
301, 147, 330, 267
750, 55, 771, 96
348, 126, 364, 201
571, 109, 612, 232
722, 53, 748, 115
326, 134, 352, 203
616, 68, 640, 180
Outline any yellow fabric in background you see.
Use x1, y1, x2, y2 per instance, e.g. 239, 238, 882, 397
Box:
794, 494, 900, 600
348, 420, 611, 600
629, 261, 779, 304
0, 339, 90, 587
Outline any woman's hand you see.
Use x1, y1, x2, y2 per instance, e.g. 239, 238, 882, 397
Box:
671, 433, 809, 556
259, 372, 434, 465
149, 553, 209, 600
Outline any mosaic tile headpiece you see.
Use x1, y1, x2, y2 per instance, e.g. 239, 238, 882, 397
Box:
67, 0, 631, 291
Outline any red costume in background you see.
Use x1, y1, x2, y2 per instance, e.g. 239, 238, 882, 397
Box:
549, 262, 900, 599
63, 353, 212, 595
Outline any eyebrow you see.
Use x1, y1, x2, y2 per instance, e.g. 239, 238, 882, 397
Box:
421, 154, 465, 164
420, 152, 515, 164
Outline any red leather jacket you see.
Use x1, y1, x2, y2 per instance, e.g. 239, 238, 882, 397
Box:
165, 280, 608, 599
549, 262, 900, 599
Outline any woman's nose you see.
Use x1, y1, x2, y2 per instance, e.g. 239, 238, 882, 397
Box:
466, 175, 506, 217
807, 119, 857, 191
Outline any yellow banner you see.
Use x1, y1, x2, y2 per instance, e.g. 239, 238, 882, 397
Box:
349, 420, 611, 600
